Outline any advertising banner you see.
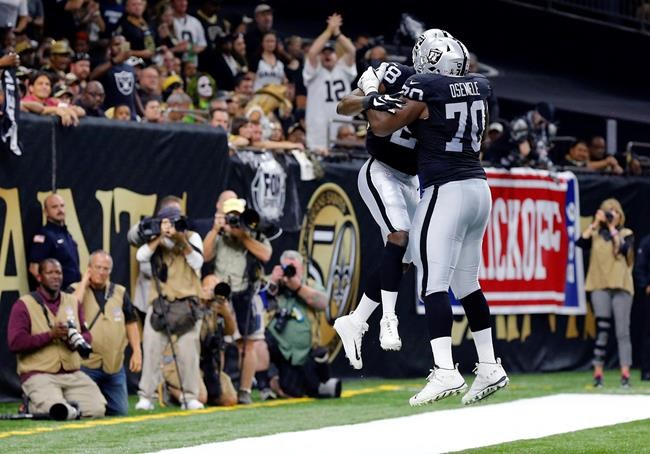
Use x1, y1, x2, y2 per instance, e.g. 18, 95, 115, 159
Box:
415, 168, 586, 315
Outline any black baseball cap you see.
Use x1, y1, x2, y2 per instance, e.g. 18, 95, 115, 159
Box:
72, 52, 90, 63
322, 41, 336, 52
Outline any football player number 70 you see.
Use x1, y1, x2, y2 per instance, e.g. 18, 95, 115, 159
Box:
445, 100, 486, 153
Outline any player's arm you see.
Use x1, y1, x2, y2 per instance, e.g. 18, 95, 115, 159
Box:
336, 88, 367, 116
367, 97, 426, 137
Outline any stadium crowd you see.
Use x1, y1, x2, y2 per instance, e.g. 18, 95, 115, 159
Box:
0, 0, 647, 172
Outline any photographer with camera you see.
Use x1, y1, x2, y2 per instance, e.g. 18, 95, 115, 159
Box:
202, 190, 272, 405
69, 250, 142, 416
7, 259, 106, 419
135, 205, 205, 411
128, 195, 185, 315
577, 198, 635, 388
162, 274, 238, 407
265, 250, 341, 399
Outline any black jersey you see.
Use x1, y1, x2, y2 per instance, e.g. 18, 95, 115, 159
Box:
366, 63, 418, 176
402, 72, 490, 188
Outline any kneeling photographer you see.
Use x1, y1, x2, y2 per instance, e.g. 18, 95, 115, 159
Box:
202, 191, 272, 405
162, 274, 238, 407
135, 205, 205, 411
265, 251, 341, 399
7, 259, 106, 420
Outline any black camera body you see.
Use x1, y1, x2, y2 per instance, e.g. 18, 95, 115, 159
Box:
605, 211, 614, 223
138, 215, 188, 241
66, 320, 92, 359
138, 216, 161, 241
225, 212, 242, 228
213, 282, 231, 300
282, 264, 296, 278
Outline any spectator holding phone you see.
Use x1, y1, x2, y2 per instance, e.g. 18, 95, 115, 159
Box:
577, 198, 635, 388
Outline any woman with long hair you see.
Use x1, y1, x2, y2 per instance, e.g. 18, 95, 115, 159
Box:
252, 31, 286, 92
577, 198, 635, 387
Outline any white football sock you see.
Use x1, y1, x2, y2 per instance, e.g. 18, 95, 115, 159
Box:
472, 327, 496, 363
430, 336, 454, 369
381, 290, 398, 316
350, 294, 379, 324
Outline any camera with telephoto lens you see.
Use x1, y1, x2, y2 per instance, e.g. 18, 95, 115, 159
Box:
282, 264, 296, 278
605, 210, 614, 223
66, 320, 92, 359
273, 307, 293, 333
224, 208, 260, 230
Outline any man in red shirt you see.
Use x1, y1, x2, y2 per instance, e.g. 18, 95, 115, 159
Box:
7, 259, 106, 419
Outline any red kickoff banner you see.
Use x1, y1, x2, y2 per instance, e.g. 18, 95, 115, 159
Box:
418, 168, 586, 315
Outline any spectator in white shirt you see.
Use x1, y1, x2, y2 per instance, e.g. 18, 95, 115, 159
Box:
252, 31, 286, 91
171, 0, 206, 59
302, 13, 356, 151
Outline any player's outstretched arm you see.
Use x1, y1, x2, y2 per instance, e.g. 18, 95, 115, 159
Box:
337, 88, 367, 116
367, 97, 425, 137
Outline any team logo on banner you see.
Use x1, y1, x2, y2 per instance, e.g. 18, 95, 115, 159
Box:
299, 183, 360, 361
251, 154, 286, 222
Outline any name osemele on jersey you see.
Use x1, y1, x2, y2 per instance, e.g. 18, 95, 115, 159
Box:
401, 72, 491, 188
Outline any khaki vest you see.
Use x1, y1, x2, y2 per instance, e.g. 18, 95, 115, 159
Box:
17, 292, 81, 375
150, 232, 202, 302
585, 228, 634, 295
213, 233, 270, 292
73, 282, 128, 374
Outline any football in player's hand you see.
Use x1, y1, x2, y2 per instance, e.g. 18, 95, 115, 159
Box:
357, 66, 381, 95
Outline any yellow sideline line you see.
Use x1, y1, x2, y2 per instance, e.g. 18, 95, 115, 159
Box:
0, 384, 402, 440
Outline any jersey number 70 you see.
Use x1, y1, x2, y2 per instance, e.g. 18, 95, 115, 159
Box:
445, 100, 486, 153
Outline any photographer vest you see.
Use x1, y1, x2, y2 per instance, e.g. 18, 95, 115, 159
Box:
213, 233, 270, 293
150, 232, 202, 301
73, 282, 128, 374
585, 228, 634, 295
16, 293, 81, 375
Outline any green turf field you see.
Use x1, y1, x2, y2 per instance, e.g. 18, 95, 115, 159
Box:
1, 370, 648, 453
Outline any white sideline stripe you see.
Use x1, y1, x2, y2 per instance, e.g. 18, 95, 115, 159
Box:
155, 394, 650, 454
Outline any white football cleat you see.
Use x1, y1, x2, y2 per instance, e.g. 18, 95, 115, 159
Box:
181, 399, 205, 410
333, 314, 368, 370
135, 397, 155, 411
461, 358, 509, 405
409, 365, 467, 407
379, 314, 402, 351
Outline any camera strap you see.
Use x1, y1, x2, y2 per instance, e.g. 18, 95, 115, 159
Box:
87, 283, 116, 331
29, 291, 53, 328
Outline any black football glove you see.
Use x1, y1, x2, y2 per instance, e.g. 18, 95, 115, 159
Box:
362, 94, 405, 113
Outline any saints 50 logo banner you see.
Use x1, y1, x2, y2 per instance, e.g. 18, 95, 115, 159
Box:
299, 183, 360, 361
417, 168, 586, 315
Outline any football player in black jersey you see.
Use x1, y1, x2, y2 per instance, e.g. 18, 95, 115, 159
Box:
367, 35, 509, 406
332, 29, 450, 370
